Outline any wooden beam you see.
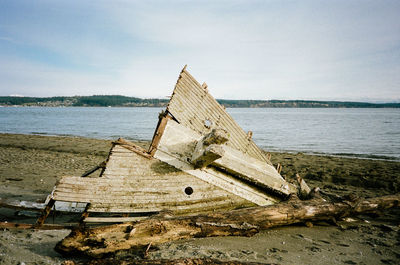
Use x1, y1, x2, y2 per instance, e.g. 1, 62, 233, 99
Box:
148, 113, 171, 156
191, 128, 229, 168
211, 145, 297, 196
114, 138, 153, 159
83, 216, 148, 223
191, 144, 224, 168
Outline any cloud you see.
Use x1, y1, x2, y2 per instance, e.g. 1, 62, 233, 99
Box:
0, 0, 399, 101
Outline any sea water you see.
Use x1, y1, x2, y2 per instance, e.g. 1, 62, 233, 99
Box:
0, 107, 399, 160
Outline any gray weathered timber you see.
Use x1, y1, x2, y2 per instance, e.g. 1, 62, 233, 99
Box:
191, 129, 228, 168
155, 118, 294, 197
154, 119, 281, 206
167, 68, 271, 164
212, 145, 297, 195
113, 138, 153, 159
102, 145, 181, 178
191, 144, 224, 168
83, 217, 149, 223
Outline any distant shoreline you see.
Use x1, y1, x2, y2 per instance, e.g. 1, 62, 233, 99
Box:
2, 132, 399, 162
1, 95, 399, 108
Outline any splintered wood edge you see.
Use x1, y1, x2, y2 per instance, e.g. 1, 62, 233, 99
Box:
149, 114, 172, 156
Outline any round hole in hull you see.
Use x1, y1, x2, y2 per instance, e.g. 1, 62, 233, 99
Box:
184, 186, 194, 195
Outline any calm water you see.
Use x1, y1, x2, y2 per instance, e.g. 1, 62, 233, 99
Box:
1, 107, 399, 160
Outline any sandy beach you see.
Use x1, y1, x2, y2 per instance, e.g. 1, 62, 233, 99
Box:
0, 133, 399, 264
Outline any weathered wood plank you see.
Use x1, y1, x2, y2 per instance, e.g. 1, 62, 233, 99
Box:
53, 188, 229, 200
103, 146, 182, 178
212, 145, 296, 195
83, 217, 148, 223
149, 111, 171, 156
191, 144, 224, 168
113, 138, 152, 159
109, 144, 136, 153
191, 128, 228, 168
53, 192, 232, 206
54, 184, 229, 195
52, 190, 231, 204
56, 176, 240, 194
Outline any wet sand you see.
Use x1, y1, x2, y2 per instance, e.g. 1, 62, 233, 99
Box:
0, 133, 399, 264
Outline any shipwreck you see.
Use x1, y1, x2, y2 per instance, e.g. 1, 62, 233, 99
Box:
29, 65, 295, 226
1, 66, 399, 260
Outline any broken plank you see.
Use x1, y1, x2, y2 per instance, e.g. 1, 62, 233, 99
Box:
191, 128, 228, 168
148, 112, 171, 156
113, 138, 152, 159
212, 145, 296, 195
191, 144, 224, 168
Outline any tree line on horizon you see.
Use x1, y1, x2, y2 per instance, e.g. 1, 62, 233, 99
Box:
0, 95, 399, 108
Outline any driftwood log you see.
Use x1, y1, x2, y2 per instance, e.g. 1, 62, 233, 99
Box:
55, 193, 400, 258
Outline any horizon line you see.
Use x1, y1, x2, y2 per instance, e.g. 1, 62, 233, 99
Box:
2, 94, 400, 104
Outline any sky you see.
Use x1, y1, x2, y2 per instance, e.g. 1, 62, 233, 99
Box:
0, 0, 399, 102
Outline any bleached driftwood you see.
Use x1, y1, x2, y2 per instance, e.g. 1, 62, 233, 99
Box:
191, 128, 228, 168
55, 193, 400, 258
